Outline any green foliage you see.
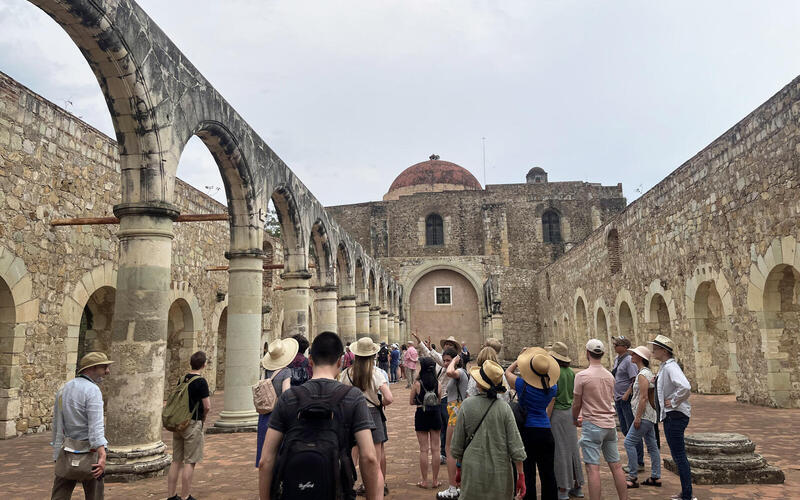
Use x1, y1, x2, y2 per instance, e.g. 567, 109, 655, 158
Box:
265, 208, 282, 238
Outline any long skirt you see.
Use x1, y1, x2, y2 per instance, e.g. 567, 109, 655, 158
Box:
550, 408, 584, 490
255, 412, 270, 467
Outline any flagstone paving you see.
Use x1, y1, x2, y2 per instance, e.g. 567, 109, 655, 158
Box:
0, 386, 797, 499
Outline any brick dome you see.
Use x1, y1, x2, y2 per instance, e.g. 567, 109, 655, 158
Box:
384, 155, 482, 200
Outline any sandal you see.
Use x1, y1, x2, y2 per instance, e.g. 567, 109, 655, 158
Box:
642, 477, 662, 487
417, 481, 428, 489
355, 484, 366, 496
625, 477, 639, 489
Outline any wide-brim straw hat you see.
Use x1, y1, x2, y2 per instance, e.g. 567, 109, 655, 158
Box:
628, 345, 652, 361
648, 334, 675, 353
261, 337, 299, 371
350, 337, 381, 357
549, 341, 571, 363
469, 360, 507, 392
517, 347, 560, 389
440, 336, 462, 354
78, 352, 114, 373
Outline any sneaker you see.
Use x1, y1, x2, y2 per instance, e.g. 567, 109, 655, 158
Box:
568, 487, 584, 498
436, 485, 459, 499
440, 454, 447, 465
558, 489, 570, 500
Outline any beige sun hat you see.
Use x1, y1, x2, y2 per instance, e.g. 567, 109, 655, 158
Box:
548, 341, 571, 363
440, 336, 462, 353
648, 334, 675, 353
469, 360, 507, 392
78, 352, 114, 373
517, 347, 560, 389
261, 337, 299, 371
350, 337, 380, 357
627, 345, 652, 361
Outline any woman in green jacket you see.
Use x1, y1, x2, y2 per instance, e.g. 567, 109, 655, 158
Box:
450, 360, 527, 500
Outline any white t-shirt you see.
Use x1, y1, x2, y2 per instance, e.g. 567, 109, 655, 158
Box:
340, 367, 387, 408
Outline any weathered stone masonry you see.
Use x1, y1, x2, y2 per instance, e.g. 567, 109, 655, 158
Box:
537, 75, 800, 409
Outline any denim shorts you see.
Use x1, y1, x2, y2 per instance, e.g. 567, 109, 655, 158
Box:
579, 420, 620, 465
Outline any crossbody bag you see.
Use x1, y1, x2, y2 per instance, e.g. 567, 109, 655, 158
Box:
54, 375, 99, 481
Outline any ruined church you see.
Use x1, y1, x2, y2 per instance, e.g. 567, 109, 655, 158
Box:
0, 0, 798, 482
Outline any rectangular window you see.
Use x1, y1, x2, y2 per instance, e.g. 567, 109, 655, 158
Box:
435, 286, 452, 305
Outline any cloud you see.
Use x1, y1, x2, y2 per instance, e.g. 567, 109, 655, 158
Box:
2, 0, 799, 207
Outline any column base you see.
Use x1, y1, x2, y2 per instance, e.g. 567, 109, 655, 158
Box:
209, 409, 259, 433
105, 441, 171, 483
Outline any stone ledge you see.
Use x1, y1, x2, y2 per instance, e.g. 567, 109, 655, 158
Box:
664, 458, 785, 485
206, 425, 257, 434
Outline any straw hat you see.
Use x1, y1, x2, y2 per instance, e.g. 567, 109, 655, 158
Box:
548, 341, 571, 363
627, 345, 652, 361
517, 347, 560, 389
350, 337, 380, 357
469, 360, 507, 392
78, 352, 114, 373
648, 334, 675, 353
261, 337, 299, 371
440, 336, 462, 353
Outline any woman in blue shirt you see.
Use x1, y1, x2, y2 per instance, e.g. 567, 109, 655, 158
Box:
505, 346, 561, 500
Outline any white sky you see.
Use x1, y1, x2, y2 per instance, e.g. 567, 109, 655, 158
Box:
1, 0, 799, 207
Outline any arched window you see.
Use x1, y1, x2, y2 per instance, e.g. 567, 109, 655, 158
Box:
607, 229, 621, 274
542, 210, 561, 243
426, 213, 444, 246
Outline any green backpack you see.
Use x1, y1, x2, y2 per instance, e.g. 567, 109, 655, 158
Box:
162, 374, 201, 432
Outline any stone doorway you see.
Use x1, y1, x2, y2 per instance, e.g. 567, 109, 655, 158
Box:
77, 286, 116, 362
692, 281, 733, 394
762, 264, 800, 407
164, 299, 196, 399
216, 307, 228, 391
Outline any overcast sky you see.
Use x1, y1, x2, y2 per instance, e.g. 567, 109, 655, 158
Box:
1, 0, 799, 207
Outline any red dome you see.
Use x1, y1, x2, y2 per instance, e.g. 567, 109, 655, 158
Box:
386, 157, 482, 199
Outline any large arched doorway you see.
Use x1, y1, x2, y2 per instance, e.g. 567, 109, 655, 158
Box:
762, 264, 800, 407
618, 302, 635, 346
574, 296, 588, 366
692, 282, 732, 394
216, 307, 228, 391
165, 299, 195, 398
408, 269, 482, 350
77, 286, 116, 362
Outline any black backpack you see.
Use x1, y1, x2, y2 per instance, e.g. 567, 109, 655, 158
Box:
272, 384, 357, 500
377, 347, 389, 363
290, 360, 310, 387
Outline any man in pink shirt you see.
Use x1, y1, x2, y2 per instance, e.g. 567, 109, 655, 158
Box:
403, 341, 418, 388
572, 339, 628, 500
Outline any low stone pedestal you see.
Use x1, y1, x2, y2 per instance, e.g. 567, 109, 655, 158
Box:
664, 433, 784, 484
206, 424, 257, 434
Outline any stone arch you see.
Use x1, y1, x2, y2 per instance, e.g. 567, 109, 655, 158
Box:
271, 186, 306, 273
164, 282, 204, 398
403, 261, 487, 345
184, 122, 261, 252
309, 219, 335, 287
78, 286, 116, 363
61, 263, 117, 379
644, 279, 676, 337
26, 0, 171, 204
685, 266, 736, 395
0, 247, 36, 438
747, 236, 800, 407
561, 313, 570, 345
212, 300, 229, 392
551, 319, 558, 346
573, 289, 589, 364
355, 258, 367, 303
614, 289, 639, 346
594, 299, 612, 367
336, 243, 354, 298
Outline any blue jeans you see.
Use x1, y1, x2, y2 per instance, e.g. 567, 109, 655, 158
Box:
624, 419, 660, 481
389, 363, 398, 382
664, 411, 692, 499
615, 399, 643, 466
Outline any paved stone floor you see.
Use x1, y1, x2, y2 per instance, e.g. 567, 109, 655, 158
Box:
0, 385, 797, 499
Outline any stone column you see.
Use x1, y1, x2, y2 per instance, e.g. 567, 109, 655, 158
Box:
392, 315, 400, 344
213, 251, 263, 431
369, 306, 381, 342
399, 320, 407, 344
338, 295, 357, 344
314, 286, 339, 335
282, 270, 311, 338
491, 313, 504, 342
356, 301, 371, 340
105, 203, 177, 480
387, 313, 396, 344
379, 310, 389, 343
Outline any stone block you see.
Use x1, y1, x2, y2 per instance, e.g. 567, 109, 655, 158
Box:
0, 396, 20, 420
15, 299, 39, 323
0, 419, 16, 439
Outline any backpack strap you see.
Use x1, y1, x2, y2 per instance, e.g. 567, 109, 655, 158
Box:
464, 398, 496, 453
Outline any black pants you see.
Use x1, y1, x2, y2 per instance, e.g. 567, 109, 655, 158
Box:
522, 426, 557, 500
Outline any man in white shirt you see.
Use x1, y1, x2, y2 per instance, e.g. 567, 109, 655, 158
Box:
51, 352, 113, 500
649, 335, 694, 500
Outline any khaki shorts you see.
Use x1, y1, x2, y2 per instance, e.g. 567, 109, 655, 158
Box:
172, 420, 204, 464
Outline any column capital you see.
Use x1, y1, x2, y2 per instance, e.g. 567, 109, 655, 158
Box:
113, 201, 180, 220
357, 301, 371, 308
388, 312, 396, 318
370, 306, 382, 312
339, 295, 357, 301
315, 286, 339, 295
281, 270, 313, 280
225, 249, 265, 260
380, 310, 389, 315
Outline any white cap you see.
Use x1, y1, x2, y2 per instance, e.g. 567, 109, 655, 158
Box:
586, 338, 605, 355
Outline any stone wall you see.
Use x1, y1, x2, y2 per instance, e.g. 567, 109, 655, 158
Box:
0, 72, 233, 436
537, 74, 800, 408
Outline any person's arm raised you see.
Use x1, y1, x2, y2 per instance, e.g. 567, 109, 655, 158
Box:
356, 429, 384, 500
446, 354, 461, 379
504, 360, 519, 386
258, 428, 284, 500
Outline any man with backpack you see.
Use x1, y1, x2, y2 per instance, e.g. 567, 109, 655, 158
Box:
258, 331, 383, 500
166, 351, 210, 500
